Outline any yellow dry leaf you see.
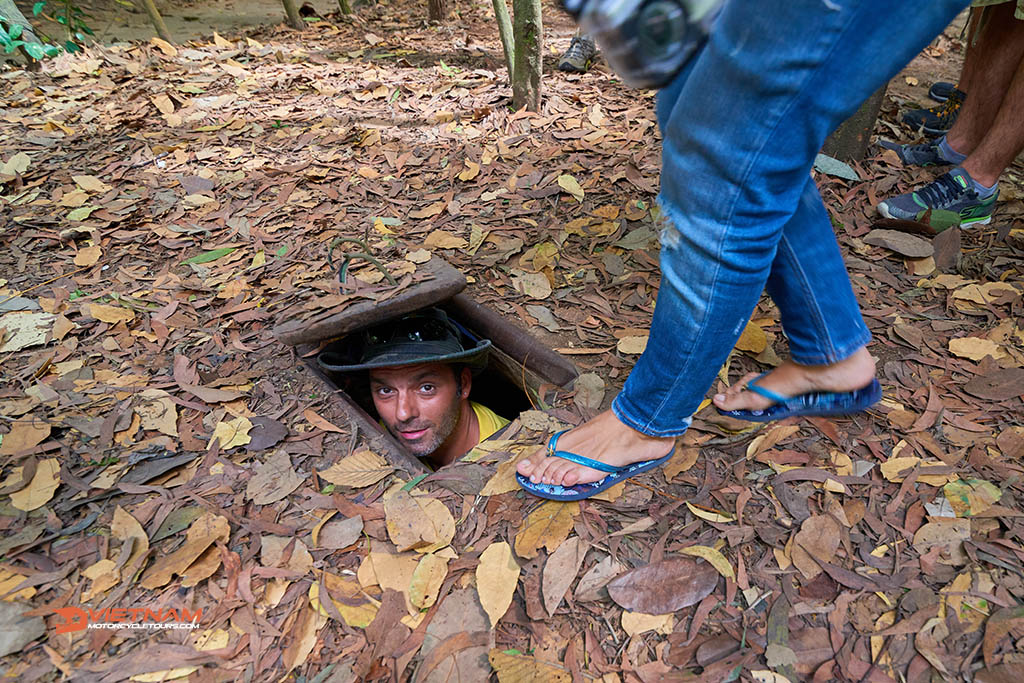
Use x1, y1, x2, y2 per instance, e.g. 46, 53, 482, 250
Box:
73, 244, 101, 267
150, 36, 178, 57
746, 425, 801, 460
10, 458, 60, 511
88, 303, 135, 324
0, 568, 35, 601
488, 649, 572, 683
0, 419, 51, 456
82, 559, 120, 602
136, 389, 178, 437
949, 337, 1007, 361
409, 553, 448, 610
139, 512, 229, 589
303, 408, 346, 433
616, 336, 648, 355
131, 669, 195, 682
383, 488, 455, 553
72, 174, 112, 193
557, 174, 585, 202
423, 229, 466, 249
480, 446, 538, 496
282, 603, 326, 673
207, 416, 252, 450
112, 505, 150, 568
830, 450, 853, 476
735, 321, 767, 353
319, 448, 393, 488
870, 609, 896, 669
621, 611, 673, 636
680, 545, 735, 579
952, 282, 1020, 306
686, 501, 735, 523
880, 456, 955, 486
664, 446, 698, 479
310, 572, 379, 628
476, 541, 521, 628
514, 501, 579, 559
458, 161, 481, 181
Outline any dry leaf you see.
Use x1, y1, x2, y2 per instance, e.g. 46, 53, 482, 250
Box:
10, 458, 60, 512
686, 501, 735, 523
384, 488, 456, 553
735, 321, 767, 353
303, 408, 346, 433
458, 161, 480, 181
607, 557, 718, 614
0, 420, 51, 456
616, 336, 648, 355
309, 571, 379, 628
515, 501, 579, 559
135, 390, 178, 437
261, 536, 314, 574
621, 611, 673, 636
557, 174, 585, 202
480, 446, 538, 496
423, 229, 465, 248
680, 545, 735, 579
312, 512, 363, 549
949, 337, 1006, 361
207, 416, 252, 450
488, 649, 572, 682
73, 244, 101, 267
140, 513, 230, 589
542, 536, 587, 615
791, 515, 840, 580
111, 505, 150, 569
664, 445, 699, 479
320, 448, 393, 488
0, 312, 55, 353
409, 554, 448, 610
88, 303, 135, 324
282, 604, 327, 673
246, 451, 303, 505
512, 271, 552, 300
476, 541, 521, 628
72, 174, 112, 193
82, 559, 120, 602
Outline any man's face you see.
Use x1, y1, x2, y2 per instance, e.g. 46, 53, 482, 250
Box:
368, 362, 465, 458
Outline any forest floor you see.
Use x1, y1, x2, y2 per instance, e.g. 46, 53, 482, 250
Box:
2, 1, 1024, 681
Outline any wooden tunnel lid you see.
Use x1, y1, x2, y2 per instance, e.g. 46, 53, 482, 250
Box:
273, 255, 467, 346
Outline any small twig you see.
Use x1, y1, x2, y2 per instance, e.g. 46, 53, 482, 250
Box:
0, 265, 92, 307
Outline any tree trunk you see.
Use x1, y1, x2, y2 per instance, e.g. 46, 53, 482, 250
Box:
338, 0, 352, 14
0, 0, 42, 44
511, 0, 541, 111
491, 0, 515, 78
281, 0, 304, 29
428, 0, 449, 21
822, 84, 886, 162
138, 0, 174, 43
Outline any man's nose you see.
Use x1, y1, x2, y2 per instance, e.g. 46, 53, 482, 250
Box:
395, 390, 416, 422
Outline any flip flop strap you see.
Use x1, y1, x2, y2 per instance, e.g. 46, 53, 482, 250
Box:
546, 430, 620, 474
745, 373, 791, 404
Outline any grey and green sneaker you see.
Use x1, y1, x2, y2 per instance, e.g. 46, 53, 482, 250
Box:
558, 35, 597, 73
877, 167, 997, 225
878, 139, 949, 167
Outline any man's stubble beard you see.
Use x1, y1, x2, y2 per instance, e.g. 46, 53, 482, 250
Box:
396, 399, 461, 459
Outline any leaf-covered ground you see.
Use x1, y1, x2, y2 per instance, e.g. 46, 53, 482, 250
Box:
2, 3, 1024, 681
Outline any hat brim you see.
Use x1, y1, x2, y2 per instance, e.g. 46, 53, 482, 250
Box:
318, 338, 492, 374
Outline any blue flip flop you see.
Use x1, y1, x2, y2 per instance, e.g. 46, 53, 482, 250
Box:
716, 372, 882, 422
515, 430, 675, 501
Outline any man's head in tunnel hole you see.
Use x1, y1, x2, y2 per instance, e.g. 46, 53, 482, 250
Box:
317, 308, 509, 468
369, 362, 472, 465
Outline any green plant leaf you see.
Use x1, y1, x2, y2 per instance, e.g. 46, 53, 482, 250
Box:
8, 23, 22, 39
33, 2, 47, 16
181, 247, 236, 265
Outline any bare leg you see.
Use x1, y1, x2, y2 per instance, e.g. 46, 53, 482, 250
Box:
946, 3, 1024, 156
961, 36, 1024, 186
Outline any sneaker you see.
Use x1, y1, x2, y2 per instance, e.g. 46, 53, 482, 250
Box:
558, 35, 597, 73
903, 88, 964, 137
928, 81, 958, 102
877, 167, 997, 225
878, 139, 949, 167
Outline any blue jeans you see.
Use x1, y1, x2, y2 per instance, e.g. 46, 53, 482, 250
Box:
612, 0, 968, 437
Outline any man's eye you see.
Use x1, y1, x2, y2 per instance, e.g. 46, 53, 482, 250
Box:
375, 387, 394, 396
420, 384, 435, 392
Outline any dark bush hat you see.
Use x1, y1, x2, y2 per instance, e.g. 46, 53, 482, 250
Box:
317, 308, 491, 374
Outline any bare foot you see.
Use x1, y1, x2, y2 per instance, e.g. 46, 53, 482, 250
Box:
712, 347, 876, 413
516, 411, 675, 488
